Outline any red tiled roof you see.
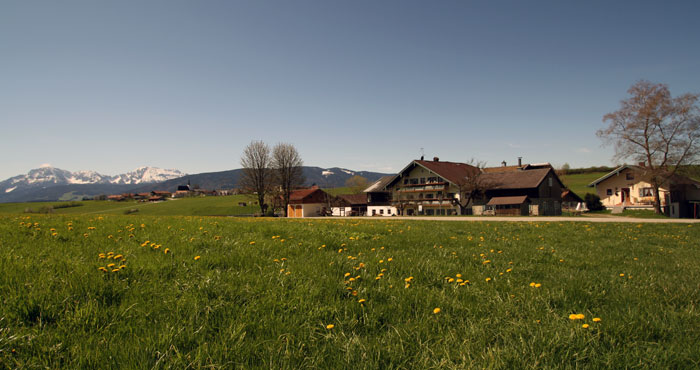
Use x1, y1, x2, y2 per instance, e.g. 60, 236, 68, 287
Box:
487, 195, 529, 205
414, 160, 480, 184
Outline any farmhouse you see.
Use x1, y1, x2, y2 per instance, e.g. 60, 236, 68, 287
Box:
379, 157, 565, 216
287, 186, 330, 218
588, 164, 700, 218
383, 158, 478, 216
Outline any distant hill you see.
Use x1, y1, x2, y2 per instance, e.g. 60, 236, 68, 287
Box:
130, 167, 391, 193
0, 166, 392, 203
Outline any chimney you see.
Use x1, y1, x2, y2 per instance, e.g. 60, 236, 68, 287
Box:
518, 157, 522, 167
501, 160, 507, 167
433, 157, 439, 162
420, 155, 424, 160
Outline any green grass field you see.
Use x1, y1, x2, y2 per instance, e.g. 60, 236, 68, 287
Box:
560, 172, 607, 199
0, 195, 260, 217
1, 214, 698, 368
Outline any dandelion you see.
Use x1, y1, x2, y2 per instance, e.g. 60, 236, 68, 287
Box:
193, 255, 201, 260
592, 317, 601, 322
107, 263, 116, 268
111, 269, 120, 272
164, 248, 170, 254
619, 273, 625, 277
582, 324, 590, 329
433, 308, 441, 314
569, 314, 585, 320
485, 277, 492, 282
344, 272, 351, 277
326, 324, 334, 330
358, 299, 366, 304
535, 283, 541, 288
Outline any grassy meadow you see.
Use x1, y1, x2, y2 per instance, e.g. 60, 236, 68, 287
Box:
1, 214, 699, 368
559, 172, 607, 199
0, 195, 259, 217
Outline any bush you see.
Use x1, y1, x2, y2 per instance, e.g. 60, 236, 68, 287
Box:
584, 193, 605, 211
124, 208, 139, 215
52, 202, 83, 209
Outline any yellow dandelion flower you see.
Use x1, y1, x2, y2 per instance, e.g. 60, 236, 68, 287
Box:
358, 299, 366, 304
344, 272, 351, 277
114, 254, 123, 260
592, 317, 601, 322
194, 255, 201, 260
433, 308, 441, 314
535, 283, 542, 288
326, 324, 334, 330
164, 248, 170, 254
619, 273, 625, 277
107, 263, 116, 268
485, 277, 492, 282
582, 324, 590, 329
506, 268, 512, 272
404, 283, 411, 288
456, 274, 462, 278
111, 269, 120, 272
119, 265, 126, 269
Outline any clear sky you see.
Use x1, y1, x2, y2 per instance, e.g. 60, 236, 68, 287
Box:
1, 0, 699, 180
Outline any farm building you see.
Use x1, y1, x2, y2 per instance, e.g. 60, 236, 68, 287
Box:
364, 176, 398, 216
287, 186, 330, 218
382, 157, 564, 216
331, 194, 368, 216
588, 165, 700, 218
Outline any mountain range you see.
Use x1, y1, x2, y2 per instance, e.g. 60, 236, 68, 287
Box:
0, 166, 391, 203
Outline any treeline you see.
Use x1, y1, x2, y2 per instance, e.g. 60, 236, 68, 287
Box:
558, 166, 615, 175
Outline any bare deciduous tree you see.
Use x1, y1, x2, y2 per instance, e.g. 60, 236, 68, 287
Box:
272, 143, 305, 217
452, 160, 491, 215
598, 80, 700, 213
239, 140, 272, 215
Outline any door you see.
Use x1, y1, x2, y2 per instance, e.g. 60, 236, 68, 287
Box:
621, 188, 630, 204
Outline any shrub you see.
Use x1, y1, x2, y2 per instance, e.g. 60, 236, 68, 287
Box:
584, 193, 605, 211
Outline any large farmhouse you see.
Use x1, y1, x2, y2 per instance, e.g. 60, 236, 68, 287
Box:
373, 157, 566, 216
588, 165, 700, 218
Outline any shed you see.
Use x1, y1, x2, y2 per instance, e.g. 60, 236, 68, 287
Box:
486, 195, 530, 216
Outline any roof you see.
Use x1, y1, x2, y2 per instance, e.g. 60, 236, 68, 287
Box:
289, 187, 328, 203
413, 160, 479, 184
480, 168, 556, 190
561, 190, 584, 203
483, 163, 553, 173
364, 175, 396, 192
588, 165, 700, 188
487, 195, 529, 205
336, 194, 368, 205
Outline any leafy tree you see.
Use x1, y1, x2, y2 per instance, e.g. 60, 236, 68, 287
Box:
598, 80, 700, 213
345, 175, 369, 194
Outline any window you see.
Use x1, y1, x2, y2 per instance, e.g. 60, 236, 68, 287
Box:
425, 193, 434, 199
386, 209, 392, 215
639, 188, 653, 197
380, 209, 384, 215
425, 209, 434, 216
606, 189, 613, 196
403, 179, 408, 185
420, 178, 426, 184
548, 177, 553, 187
626, 173, 634, 180
410, 178, 418, 185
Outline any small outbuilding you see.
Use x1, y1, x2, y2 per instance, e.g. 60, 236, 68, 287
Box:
287, 186, 330, 218
485, 195, 530, 216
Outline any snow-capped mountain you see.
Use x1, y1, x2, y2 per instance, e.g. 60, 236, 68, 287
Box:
1, 166, 185, 193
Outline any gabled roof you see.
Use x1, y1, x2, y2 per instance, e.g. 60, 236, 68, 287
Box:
561, 190, 584, 203
480, 168, 559, 190
364, 175, 396, 193
336, 194, 368, 205
415, 160, 480, 184
290, 187, 322, 201
588, 165, 700, 188
487, 195, 529, 205
387, 159, 479, 187
587, 165, 638, 187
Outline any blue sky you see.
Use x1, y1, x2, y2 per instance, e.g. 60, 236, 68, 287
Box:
1, 0, 699, 180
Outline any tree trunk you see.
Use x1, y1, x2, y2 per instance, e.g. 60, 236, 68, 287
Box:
653, 184, 662, 214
